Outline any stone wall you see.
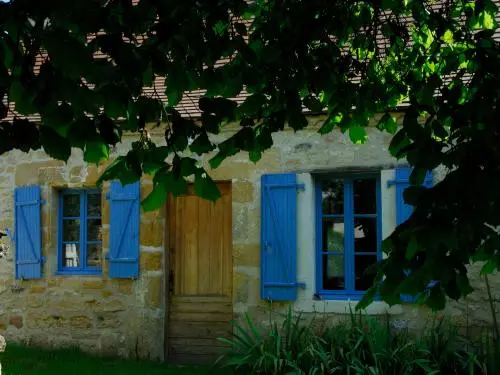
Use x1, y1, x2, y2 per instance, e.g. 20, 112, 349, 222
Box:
0, 115, 498, 360
0, 150, 165, 360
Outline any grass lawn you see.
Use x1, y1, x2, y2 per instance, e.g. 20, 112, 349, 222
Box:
0, 344, 228, 375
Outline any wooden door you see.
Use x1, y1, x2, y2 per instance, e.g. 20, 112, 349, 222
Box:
166, 182, 233, 364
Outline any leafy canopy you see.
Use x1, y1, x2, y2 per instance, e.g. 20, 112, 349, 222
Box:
1, 0, 499, 310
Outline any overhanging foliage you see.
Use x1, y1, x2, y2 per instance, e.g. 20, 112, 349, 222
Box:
1, 0, 499, 309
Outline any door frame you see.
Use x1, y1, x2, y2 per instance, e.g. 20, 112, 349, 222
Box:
163, 180, 233, 361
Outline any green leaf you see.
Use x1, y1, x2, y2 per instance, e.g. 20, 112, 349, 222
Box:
288, 112, 308, 130
141, 182, 167, 212
190, 133, 215, 155
194, 171, 221, 201
406, 235, 419, 260
442, 29, 454, 44
470, 4, 498, 30
409, 167, 427, 186
377, 113, 398, 134
165, 65, 196, 107
303, 95, 324, 112
349, 126, 367, 144
319, 113, 343, 135
480, 260, 497, 275
97, 156, 139, 187
415, 25, 435, 49
40, 126, 71, 161
97, 115, 121, 146
234, 22, 247, 36
142, 161, 164, 175
427, 285, 446, 310
84, 140, 109, 164
389, 129, 410, 158
456, 274, 474, 296
249, 150, 262, 163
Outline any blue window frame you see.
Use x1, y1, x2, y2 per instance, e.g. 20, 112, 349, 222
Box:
57, 189, 102, 275
315, 174, 381, 300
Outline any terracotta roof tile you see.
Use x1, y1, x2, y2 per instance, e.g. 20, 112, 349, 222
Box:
4, 1, 499, 123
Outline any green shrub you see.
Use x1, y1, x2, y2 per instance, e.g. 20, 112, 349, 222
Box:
218, 307, 499, 375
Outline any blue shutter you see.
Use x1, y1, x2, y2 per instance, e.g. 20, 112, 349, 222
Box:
395, 168, 433, 224
392, 167, 433, 302
15, 186, 43, 279
261, 173, 305, 301
108, 181, 140, 278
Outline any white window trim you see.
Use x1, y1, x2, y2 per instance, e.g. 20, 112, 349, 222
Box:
293, 171, 403, 315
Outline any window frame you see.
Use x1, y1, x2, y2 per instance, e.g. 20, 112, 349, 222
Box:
57, 188, 103, 276
315, 173, 382, 300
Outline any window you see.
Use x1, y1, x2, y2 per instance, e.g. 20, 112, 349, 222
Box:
315, 175, 381, 299
58, 189, 102, 275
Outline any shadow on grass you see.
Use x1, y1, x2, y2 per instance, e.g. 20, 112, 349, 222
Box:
0, 344, 230, 375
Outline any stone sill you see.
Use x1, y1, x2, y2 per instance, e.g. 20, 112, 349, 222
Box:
55, 271, 102, 277
293, 299, 403, 315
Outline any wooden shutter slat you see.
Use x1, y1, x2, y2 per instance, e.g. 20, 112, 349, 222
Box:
15, 185, 43, 279
108, 181, 140, 278
260, 173, 304, 301
392, 167, 433, 303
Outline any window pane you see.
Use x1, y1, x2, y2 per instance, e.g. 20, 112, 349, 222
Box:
355, 255, 378, 290
322, 218, 345, 252
63, 219, 80, 242
354, 218, 377, 253
63, 243, 80, 268
87, 219, 102, 241
63, 194, 80, 217
322, 255, 345, 290
87, 243, 102, 268
353, 179, 376, 214
322, 180, 344, 214
87, 193, 101, 217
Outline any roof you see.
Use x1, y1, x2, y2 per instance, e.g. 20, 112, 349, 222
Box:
4, 0, 500, 122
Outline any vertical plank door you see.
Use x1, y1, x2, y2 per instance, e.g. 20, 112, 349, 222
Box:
166, 182, 233, 364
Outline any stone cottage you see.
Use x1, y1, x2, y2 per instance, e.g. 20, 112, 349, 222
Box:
1, 0, 500, 364
0, 110, 499, 364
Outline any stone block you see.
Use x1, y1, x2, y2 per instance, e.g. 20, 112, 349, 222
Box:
233, 180, 254, 203
0, 175, 11, 186
233, 205, 260, 244
29, 285, 46, 294
28, 333, 50, 348
27, 296, 44, 308
85, 165, 99, 186
140, 220, 164, 247
39, 167, 67, 185
98, 333, 120, 357
27, 312, 67, 329
15, 160, 65, 186
9, 315, 23, 329
70, 315, 93, 329
70, 166, 83, 183
102, 199, 110, 225
102, 227, 109, 248
234, 244, 260, 267
234, 272, 250, 303
96, 299, 126, 313
117, 279, 133, 295
145, 276, 162, 308
95, 312, 122, 329
47, 278, 61, 288
82, 280, 106, 289
205, 157, 258, 180
53, 298, 93, 310
140, 252, 162, 272
101, 289, 114, 298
